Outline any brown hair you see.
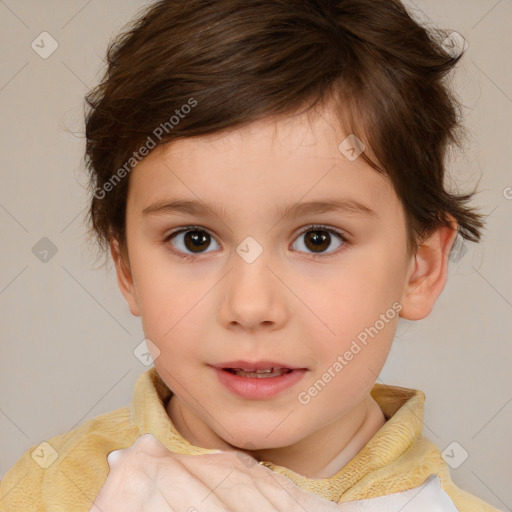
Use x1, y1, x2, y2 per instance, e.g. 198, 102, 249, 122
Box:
84, 0, 484, 263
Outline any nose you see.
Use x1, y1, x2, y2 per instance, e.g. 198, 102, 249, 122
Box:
218, 248, 288, 332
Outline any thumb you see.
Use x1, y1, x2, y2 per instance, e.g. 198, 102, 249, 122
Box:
106, 449, 123, 467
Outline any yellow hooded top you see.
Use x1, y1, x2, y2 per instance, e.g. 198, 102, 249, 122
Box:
0, 367, 500, 511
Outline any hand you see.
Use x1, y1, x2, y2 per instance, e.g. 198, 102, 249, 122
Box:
89, 433, 343, 512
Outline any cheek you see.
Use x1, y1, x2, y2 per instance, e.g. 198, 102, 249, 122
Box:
309, 259, 403, 337
129, 244, 198, 332
302, 251, 403, 377
136, 288, 214, 373
302, 315, 397, 413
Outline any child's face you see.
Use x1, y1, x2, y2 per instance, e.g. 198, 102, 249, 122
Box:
117, 107, 416, 450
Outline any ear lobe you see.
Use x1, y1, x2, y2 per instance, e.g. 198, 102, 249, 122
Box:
399, 218, 458, 321
110, 238, 141, 317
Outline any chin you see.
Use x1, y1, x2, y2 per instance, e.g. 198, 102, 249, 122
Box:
219, 425, 304, 452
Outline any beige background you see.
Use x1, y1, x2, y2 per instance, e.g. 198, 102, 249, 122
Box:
0, 0, 511, 509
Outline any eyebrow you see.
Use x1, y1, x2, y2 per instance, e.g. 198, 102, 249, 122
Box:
142, 198, 378, 221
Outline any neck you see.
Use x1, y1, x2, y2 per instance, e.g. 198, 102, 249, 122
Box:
249, 396, 385, 478
166, 394, 386, 478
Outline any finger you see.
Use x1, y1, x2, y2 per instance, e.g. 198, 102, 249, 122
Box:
106, 449, 123, 468
182, 451, 340, 511
93, 467, 154, 512
251, 464, 343, 512
97, 445, 161, 512
103, 445, 233, 511
88, 502, 104, 512
132, 433, 173, 458
105, 434, 170, 470
151, 454, 236, 511
172, 452, 278, 511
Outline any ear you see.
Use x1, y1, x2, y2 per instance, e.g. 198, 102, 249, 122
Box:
110, 238, 141, 317
399, 216, 458, 320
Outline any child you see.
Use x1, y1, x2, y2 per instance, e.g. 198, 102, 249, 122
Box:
0, 0, 502, 510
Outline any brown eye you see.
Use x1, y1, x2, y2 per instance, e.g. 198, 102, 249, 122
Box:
292, 226, 346, 255
183, 231, 211, 252
168, 228, 220, 256
304, 230, 330, 252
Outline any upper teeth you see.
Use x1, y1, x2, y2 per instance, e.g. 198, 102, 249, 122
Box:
227, 367, 293, 378
234, 368, 276, 373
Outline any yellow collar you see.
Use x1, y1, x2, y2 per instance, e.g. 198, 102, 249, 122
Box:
131, 367, 433, 502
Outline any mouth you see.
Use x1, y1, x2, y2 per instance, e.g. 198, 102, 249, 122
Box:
223, 367, 293, 378
209, 360, 308, 399
211, 360, 306, 374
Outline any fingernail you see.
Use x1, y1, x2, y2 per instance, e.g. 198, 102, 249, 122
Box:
107, 450, 121, 465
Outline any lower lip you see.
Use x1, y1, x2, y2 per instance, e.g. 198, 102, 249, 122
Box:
212, 367, 307, 399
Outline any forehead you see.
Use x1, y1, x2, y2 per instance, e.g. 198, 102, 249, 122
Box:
127, 108, 401, 224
